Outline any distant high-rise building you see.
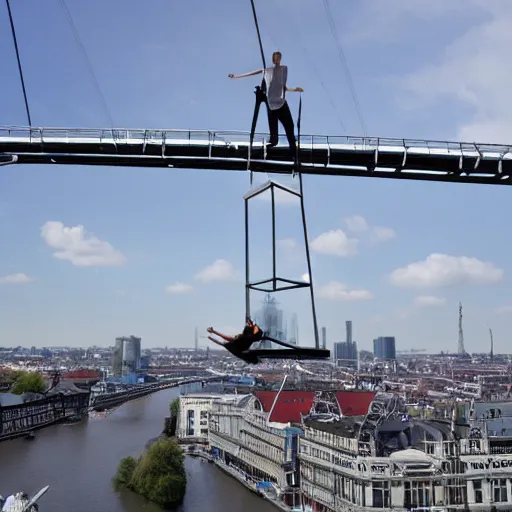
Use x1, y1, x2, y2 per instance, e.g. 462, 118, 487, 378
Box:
373, 337, 396, 360
254, 294, 285, 349
334, 341, 358, 367
346, 320, 353, 344
321, 327, 327, 350
290, 313, 299, 346
113, 335, 142, 377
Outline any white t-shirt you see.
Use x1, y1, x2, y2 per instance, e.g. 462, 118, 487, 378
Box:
264, 65, 288, 111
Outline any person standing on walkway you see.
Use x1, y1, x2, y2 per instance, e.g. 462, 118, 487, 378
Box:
229, 51, 303, 161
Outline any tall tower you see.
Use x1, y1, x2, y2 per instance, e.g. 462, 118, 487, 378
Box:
458, 302, 466, 354
321, 327, 327, 350
489, 328, 494, 362
346, 320, 353, 344
194, 327, 198, 351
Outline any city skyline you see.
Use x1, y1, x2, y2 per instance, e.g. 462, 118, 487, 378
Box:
1, 0, 511, 351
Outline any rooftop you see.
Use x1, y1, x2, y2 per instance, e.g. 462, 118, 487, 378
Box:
303, 415, 363, 439
254, 390, 315, 424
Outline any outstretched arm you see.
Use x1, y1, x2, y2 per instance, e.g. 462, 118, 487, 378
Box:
228, 69, 263, 79
208, 336, 227, 347
207, 327, 235, 342
286, 87, 303, 92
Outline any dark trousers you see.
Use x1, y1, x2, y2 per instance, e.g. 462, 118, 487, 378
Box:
267, 101, 297, 158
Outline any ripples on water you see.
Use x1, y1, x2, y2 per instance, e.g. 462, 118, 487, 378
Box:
0, 386, 276, 512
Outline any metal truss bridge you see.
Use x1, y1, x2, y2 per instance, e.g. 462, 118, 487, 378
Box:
1, 126, 511, 186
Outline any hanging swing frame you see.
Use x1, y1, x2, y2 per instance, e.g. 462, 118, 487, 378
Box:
234, 0, 330, 364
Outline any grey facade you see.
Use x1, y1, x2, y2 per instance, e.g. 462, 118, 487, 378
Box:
112, 335, 141, 377
373, 336, 396, 360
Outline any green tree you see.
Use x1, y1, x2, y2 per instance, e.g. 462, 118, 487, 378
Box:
170, 398, 180, 417
114, 438, 187, 508
10, 371, 47, 395
113, 456, 137, 490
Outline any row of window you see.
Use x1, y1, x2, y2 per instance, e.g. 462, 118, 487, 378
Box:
241, 432, 283, 465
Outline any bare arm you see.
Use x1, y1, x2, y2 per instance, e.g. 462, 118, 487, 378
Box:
228, 69, 263, 79
286, 87, 304, 92
208, 336, 227, 347
207, 327, 235, 342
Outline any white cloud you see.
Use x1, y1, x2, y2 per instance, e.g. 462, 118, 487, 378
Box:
165, 282, 193, 294
317, 281, 374, 301
343, 215, 396, 244
311, 230, 358, 257
390, 253, 504, 289
0, 273, 34, 284
41, 221, 125, 267
343, 215, 368, 233
195, 259, 238, 283
390, 1, 512, 143
414, 295, 447, 308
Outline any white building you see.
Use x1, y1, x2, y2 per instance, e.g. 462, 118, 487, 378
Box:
176, 392, 241, 442
299, 397, 512, 511
208, 390, 314, 508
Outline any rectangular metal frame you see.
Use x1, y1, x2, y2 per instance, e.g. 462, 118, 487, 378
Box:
245, 178, 320, 349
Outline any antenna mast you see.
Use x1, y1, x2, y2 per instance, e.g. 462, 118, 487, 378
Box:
457, 302, 466, 354
489, 328, 494, 363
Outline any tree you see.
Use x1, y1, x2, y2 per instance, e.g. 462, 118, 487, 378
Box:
113, 457, 137, 490
113, 438, 187, 508
170, 398, 180, 417
10, 371, 47, 395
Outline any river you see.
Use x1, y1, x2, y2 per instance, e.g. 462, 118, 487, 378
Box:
0, 386, 276, 512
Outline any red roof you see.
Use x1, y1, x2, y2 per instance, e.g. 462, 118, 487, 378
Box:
254, 391, 315, 423
62, 369, 101, 379
335, 390, 376, 416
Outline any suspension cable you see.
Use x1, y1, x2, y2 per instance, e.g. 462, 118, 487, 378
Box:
264, 1, 346, 134
58, 0, 114, 129
5, 0, 32, 127
250, 0, 266, 69
322, 0, 367, 136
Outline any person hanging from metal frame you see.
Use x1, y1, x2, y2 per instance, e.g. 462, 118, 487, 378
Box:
207, 317, 330, 364
228, 51, 303, 164
207, 318, 264, 364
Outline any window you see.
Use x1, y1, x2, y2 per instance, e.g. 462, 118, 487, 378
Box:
492, 478, 507, 503
473, 480, 483, 504
446, 478, 466, 505
372, 481, 390, 508
186, 409, 195, 436
404, 481, 430, 509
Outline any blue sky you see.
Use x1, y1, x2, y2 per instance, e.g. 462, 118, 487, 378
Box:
1, 0, 511, 352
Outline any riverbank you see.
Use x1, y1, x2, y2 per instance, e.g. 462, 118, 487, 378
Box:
0, 377, 221, 443
91, 377, 220, 411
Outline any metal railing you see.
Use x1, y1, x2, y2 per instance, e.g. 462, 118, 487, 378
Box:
1, 125, 512, 160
